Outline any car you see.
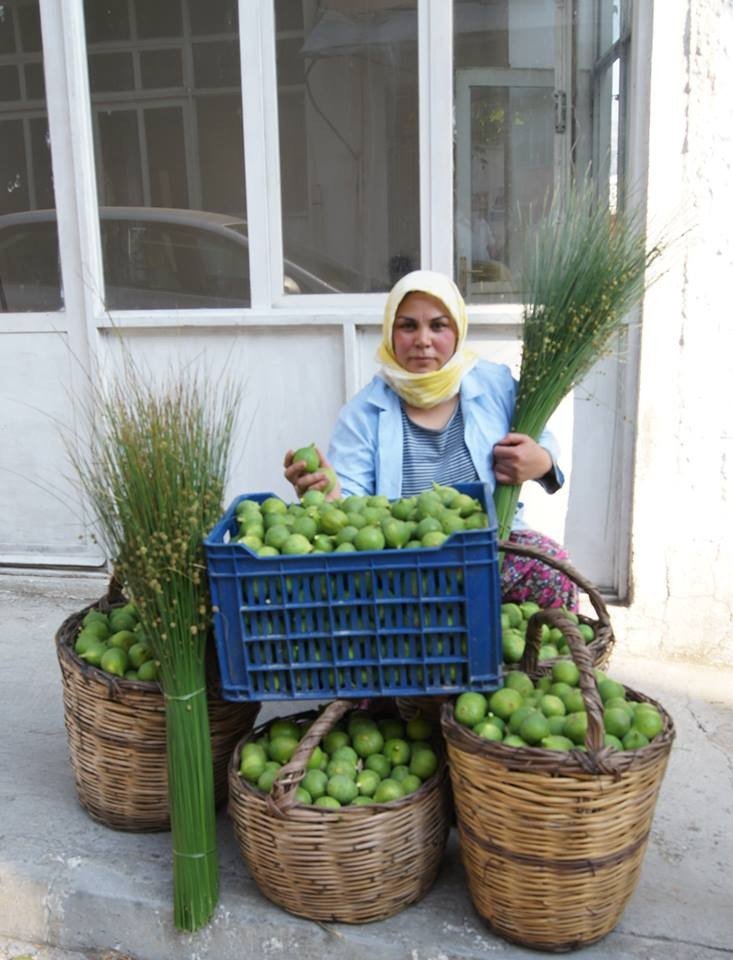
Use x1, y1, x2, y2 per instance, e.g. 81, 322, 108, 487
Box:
0, 206, 343, 312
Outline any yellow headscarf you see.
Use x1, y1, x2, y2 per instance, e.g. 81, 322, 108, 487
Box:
377, 270, 478, 408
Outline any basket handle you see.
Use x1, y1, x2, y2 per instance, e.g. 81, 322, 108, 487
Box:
104, 569, 127, 607
498, 539, 611, 630
267, 699, 353, 818
520, 608, 624, 774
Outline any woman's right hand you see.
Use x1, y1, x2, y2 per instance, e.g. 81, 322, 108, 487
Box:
283, 446, 341, 500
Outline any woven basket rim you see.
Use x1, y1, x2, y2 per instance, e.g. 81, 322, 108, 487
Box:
56, 595, 229, 699
56, 604, 163, 695
443, 610, 675, 778
440, 680, 675, 779
228, 702, 448, 819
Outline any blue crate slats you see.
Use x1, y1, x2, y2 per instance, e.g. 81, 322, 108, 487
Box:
203, 483, 503, 702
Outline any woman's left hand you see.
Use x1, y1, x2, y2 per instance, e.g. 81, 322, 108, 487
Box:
493, 433, 553, 485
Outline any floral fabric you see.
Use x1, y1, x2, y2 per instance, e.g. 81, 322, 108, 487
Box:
501, 529, 579, 611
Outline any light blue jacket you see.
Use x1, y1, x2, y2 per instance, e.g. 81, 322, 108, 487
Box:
327, 360, 562, 527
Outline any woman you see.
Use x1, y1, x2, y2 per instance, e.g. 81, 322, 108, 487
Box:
284, 269, 576, 609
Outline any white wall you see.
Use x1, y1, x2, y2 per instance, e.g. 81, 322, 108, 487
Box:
613, 0, 733, 665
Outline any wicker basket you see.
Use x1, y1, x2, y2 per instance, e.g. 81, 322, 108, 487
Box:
396, 539, 615, 725
441, 611, 675, 952
56, 590, 260, 832
227, 698, 451, 923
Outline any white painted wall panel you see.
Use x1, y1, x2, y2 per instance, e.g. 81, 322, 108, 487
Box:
100, 326, 346, 508
0, 331, 104, 564
612, 0, 733, 663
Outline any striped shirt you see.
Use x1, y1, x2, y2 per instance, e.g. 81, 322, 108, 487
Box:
400, 402, 479, 496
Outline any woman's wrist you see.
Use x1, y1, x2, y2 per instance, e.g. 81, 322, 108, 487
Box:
537, 445, 554, 480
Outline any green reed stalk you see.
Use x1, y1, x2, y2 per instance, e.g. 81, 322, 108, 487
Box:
494, 180, 664, 542
67, 359, 239, 930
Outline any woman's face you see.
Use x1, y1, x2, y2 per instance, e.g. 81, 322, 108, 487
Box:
392, 292, 458, 373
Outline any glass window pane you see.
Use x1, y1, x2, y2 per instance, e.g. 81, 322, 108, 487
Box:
598, 0, 621, 49
0, 1, 61, 312
0, 65, 21, 100
101, 217, 249, 309
576, 0, 625, 211
192, 40, 240, 88
144, 107, 188, 207
189, 0, 237, 36
278, 91, 307, 212
276, 36, 307, 86
275, 1, 420, 294
140, 49, 183, 89
25, 62, 45, 99
18, 3, 42, 52
97, 110, 144, 205
0, 5, 16, 55
135, 0, 182, 39
85, 0, 249, 309
84, 0, 130, 43
197, 94, 245, 215
454, 0, 610, 303
454, 0, 557, 302
274, 0, 304, 33
0, 219, 63, 310
575, 0, 595, 178
88, 52, 135, 93
0, 118, 29, 213
30, 117, 54, 208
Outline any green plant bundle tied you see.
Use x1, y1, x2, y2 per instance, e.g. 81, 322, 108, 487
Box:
494, 180, 665, 541
68, 360, 239, 931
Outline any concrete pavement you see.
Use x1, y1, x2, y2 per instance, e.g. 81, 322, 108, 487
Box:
1, 570, 731, 960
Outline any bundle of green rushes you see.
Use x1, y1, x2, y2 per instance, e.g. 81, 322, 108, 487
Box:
494, 180, 665, 541
69, 363, 239, 930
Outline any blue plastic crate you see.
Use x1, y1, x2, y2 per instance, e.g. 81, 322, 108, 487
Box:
203, 482, 503, 702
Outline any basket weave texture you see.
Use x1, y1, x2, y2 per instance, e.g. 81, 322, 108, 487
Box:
56, 593, 260, 832
396, 539, 615, 725
227, 699, 451, 923
441, 611, 675, 952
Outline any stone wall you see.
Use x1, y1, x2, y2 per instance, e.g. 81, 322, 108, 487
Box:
618, 0, 733, 664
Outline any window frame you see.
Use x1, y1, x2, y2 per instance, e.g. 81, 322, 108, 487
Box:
17, 1, 644, 328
